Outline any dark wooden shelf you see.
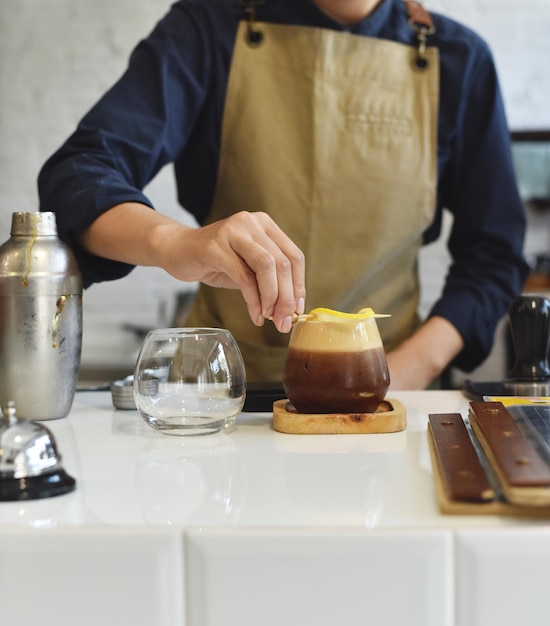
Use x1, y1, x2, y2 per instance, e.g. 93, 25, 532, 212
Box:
511, 130, 550, 142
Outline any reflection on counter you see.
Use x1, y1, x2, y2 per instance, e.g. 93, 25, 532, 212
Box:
135, 434, 247, 526
283, 452, 389, 529
274, 430, 406, 529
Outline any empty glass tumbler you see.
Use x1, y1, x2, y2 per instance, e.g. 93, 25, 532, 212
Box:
134, 328, 246, 436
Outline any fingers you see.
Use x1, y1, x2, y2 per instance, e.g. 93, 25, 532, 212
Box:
227, 212, 306, 332
261, 214, 306, 320
177, 211, 306, 333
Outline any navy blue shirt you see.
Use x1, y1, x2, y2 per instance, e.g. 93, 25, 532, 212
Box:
38, 0, 529, 371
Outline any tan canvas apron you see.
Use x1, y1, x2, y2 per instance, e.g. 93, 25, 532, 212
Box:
185, 19, 440, 382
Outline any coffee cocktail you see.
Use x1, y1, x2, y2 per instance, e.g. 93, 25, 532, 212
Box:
282, 308, 390, 414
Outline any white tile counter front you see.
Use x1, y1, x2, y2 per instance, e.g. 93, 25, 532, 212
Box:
1, 390, 549, 626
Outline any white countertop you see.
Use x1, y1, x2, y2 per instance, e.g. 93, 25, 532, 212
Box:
1, 389, 545, 531
3, 390, 550, 626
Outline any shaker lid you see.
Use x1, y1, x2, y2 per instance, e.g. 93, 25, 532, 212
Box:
10, 211, 58, 237
0, 402, 76, 501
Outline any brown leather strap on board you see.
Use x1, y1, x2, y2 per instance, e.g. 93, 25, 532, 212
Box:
404, 0, 434, 31
428, 413, 495, 502
469, 402, 550, 488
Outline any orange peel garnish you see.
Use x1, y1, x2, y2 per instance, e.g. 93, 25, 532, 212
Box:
306, 307, 391, 322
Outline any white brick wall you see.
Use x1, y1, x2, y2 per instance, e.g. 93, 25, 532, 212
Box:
1, 0, 193, 375
2, 0, 550, 380
428, 0, 550, 130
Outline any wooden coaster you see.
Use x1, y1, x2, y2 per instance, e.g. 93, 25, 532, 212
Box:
272, 398, 406, 435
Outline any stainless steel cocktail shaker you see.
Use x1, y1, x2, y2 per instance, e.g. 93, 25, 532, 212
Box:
0, 212, 82, 419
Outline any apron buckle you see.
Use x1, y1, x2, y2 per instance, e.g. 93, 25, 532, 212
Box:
404, 0, 436, 71
240, 0, 265, 47
411, 25, 434, 70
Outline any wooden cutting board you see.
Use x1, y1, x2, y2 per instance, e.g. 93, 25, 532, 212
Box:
428, 405, 550, 517
273, 398, 406, 434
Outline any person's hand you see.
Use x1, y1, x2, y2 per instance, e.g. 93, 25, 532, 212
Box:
79, 204, 306, 334
162, 211, 306, 333
385, 316, 464, 389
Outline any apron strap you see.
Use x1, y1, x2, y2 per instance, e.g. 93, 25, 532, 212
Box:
404, 0, 436, 70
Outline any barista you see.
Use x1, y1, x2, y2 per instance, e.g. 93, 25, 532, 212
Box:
38, 0, 529, 387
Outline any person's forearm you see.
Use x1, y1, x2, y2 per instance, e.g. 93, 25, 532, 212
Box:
385, 316, 464, 390
78, 202, 188, 270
